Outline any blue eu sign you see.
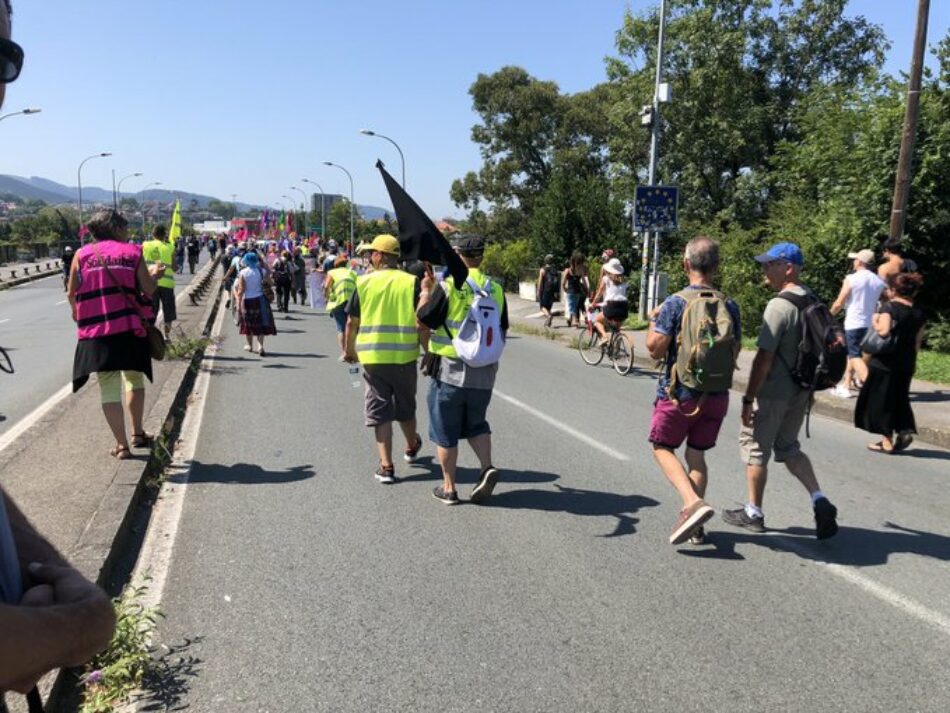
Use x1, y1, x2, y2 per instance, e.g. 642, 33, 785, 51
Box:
634, 185, 678, 232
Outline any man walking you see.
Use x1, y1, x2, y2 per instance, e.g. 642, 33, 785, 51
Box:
325, 255, 357, 360
646, 237, 740, 545
723, 242, 839, 540
417, 235, 506, 505
142, 225, 176, 340
344, 235, 423, 484
830, 248, 885, 397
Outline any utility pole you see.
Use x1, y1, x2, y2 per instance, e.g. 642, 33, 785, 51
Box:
638, 0, 667, 319
889, 0, 930, 241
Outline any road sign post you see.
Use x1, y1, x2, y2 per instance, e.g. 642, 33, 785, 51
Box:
635, 185, 678, 312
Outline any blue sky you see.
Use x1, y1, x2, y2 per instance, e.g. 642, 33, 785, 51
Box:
2, 1, 948, 221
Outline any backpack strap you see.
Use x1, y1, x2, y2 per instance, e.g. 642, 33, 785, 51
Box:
774, 291, 813, 377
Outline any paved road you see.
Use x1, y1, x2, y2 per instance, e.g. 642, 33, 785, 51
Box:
150, 301, 950, 712
0, 252, 210, 435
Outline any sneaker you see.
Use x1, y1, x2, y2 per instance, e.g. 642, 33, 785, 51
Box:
688, 526, 707, 545
722, 507, 766, 533
669, 500, 715, 545
470, 466, 500, 504
832, 384, 854, 399
432, 485, 459, 505
814, 497, 839, 540
404, 435, 423, 463
374, 464, 397, 484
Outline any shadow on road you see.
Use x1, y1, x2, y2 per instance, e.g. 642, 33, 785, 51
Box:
175, 461, 315, 486
680, 520, 950, 566
909, 390, 950, 403
134, 635, 203, 711
899, 447, 950, 461
398, 464, 559, 486
488, 483, 660, 538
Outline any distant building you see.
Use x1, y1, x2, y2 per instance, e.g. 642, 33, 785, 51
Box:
193, 220, 230, 235
309, 193, 344, 215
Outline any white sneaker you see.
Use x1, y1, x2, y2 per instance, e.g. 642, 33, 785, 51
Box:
832, 385, 854, 399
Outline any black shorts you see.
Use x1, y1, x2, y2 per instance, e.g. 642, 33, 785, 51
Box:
152, 286, 177, 323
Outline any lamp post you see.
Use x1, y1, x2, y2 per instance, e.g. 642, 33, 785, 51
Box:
0, 107, 41, 123
289, 186, 308, 212
77, 152, 112, 240
138, 181, 162, 234
301, 177, 326, 240
360, 129, 405, 188
116, 172, 143, 207
323, 161, 355, 255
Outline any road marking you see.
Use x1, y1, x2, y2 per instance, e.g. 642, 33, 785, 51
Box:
494, 389, 630, 462
0, 319, 9, 324
55, 299, 68, 306
132, 296, 226, 613
775, 535, 950, 637
0, 383, 71, 453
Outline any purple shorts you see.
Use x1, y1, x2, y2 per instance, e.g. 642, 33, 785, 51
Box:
648, 392, 730, 451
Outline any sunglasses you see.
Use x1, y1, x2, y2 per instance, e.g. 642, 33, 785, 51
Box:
1, 37, 24, 83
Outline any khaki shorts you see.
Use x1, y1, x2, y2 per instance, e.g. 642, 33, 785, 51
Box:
739, 390, 810, 466
363, 362, 417, 426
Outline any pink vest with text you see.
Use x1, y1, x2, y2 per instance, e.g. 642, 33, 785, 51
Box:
75, 241, 152, 340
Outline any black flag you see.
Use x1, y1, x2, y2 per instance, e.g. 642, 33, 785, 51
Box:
376, 160, 468, 289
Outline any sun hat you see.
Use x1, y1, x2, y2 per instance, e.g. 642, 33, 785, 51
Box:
603, 257, 624, 275
367, 234, 401, 256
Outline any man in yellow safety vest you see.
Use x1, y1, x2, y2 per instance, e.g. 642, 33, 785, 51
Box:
141, 224, 176, 340
343, 234, 423, 484
416, 234, 508, 505
324, 255, 357, 360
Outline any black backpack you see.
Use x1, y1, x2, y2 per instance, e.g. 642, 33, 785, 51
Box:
542, 266, 559, 294
777, 292, 847, 392
273, 261, 291, 286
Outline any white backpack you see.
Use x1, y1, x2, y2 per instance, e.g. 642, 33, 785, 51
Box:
448, 277, 505, 368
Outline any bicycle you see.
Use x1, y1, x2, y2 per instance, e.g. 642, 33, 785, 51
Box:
578, 304, 634, 375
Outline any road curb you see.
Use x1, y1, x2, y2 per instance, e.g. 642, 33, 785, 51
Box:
0, 266, 61, 290
44, 259, 223, 713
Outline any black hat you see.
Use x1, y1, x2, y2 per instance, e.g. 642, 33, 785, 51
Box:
454, 234, 485, 255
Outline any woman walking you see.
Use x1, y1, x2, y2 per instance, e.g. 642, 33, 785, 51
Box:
562, 252, 589, 328
855, 272, 927, 454
235, 251, 277, 356
536, 254, 560, 327
68, 210, 162, 459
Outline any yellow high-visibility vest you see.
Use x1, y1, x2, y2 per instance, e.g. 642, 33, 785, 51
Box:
354, 269, 419, 365
326, 267, 357, 311
142, 239, 175, 289
428, 268, 504, 359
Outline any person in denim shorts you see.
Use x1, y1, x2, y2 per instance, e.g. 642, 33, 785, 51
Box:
646, 237, 741, 546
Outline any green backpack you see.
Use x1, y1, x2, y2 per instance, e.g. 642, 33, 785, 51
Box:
668, 288, 737, 399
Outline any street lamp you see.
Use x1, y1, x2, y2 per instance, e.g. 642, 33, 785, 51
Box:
301, 177, 326, 241
289, 186, 307, 212
360, 128, 405, 187
138, 181, 162, 234
0, 107, 42, 123
77, 152, 112, 239
116, 172, 143, 205
323, 161, 355, 255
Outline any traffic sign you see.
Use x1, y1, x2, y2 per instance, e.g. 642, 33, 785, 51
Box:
634, 185, 678, 232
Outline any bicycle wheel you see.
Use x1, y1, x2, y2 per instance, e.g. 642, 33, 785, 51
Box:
579, 327, 605, 366
611, 332, 634, 375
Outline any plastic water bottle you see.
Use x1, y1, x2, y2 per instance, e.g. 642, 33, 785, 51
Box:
348, 365, 361, 389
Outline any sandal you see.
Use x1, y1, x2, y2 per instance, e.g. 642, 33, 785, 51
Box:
110, 444, 131, 460
893, 434, 914, 453
867, 441, 895, 454
131, 432, 154, 448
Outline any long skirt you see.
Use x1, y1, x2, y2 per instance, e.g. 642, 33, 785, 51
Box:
239, 295, 277, 336
854, 365, 916, 437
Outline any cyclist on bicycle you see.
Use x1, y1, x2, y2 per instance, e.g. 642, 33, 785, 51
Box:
589, 257, 629, 343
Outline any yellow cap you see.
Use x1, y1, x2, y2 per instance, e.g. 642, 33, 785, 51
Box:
368, 234, 400, 256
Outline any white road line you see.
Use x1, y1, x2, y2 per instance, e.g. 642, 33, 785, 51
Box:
494, 389, 630, 462
132, 298, 226, 613
55, 299, 68, 306
776, 535, 950, 637
0, 319, 9, 324
0, 383, 71, 453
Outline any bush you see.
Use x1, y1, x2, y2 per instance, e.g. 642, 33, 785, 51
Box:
482, 239, 532, 292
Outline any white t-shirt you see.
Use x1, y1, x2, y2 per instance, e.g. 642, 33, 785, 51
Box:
603, 276, 628, 302
844, 268, 885, 330
240, 266, 264, 299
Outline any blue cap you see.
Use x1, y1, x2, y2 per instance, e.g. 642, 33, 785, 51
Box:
754, 242, 804, 266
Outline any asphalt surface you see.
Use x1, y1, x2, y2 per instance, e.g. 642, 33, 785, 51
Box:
151, 301, 950, 712
0, 251, 210, 435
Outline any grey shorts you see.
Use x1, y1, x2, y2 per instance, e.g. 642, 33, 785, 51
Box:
739, 389, 810, 466
151, 286, 176, 323
363, 362, 418, 426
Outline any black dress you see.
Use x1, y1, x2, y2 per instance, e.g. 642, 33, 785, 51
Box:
73, 332, 153, 392
854, 301, 926, 438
